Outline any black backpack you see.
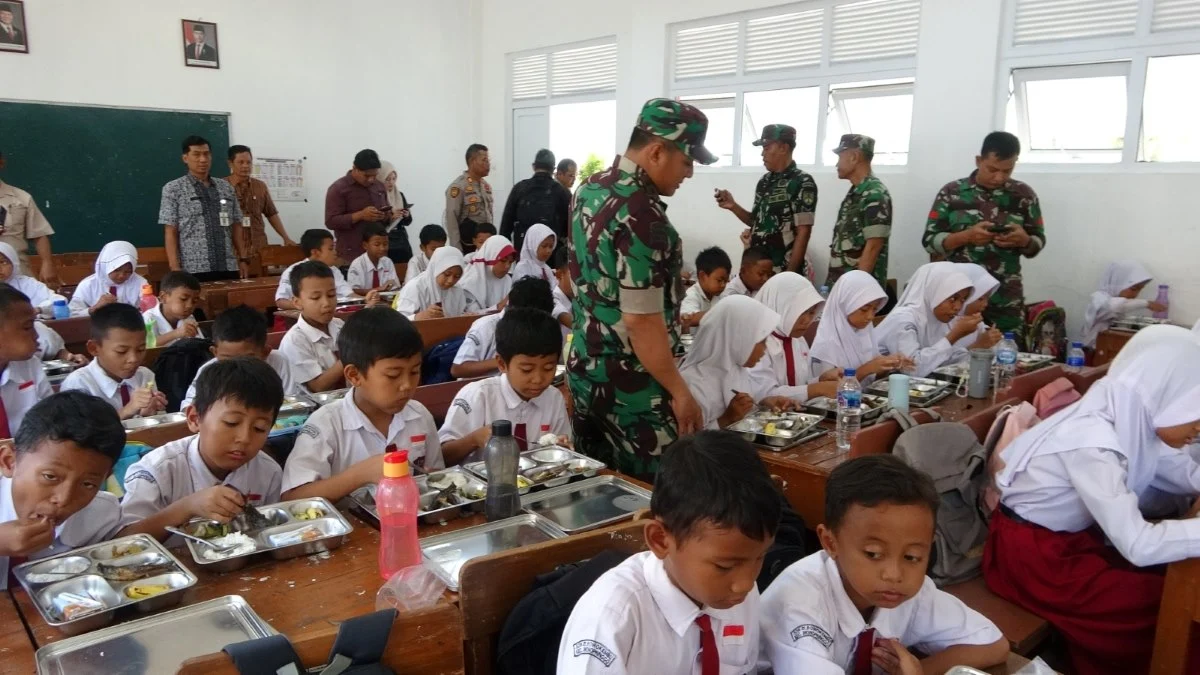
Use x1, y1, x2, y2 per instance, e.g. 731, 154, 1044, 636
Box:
150, 337, 213, 413
421, 336, 465, 386
513, 181, 560, 253
224, 608, 397, 675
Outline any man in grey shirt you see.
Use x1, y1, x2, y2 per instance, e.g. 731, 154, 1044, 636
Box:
160, 135, 246, 281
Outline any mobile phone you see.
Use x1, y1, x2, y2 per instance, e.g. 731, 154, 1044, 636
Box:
988, 223, 1010, 234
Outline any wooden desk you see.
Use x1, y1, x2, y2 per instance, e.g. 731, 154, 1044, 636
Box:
42, 316, 93, 352
200, 277, 281, 315
0, 590, 36, 675
1094, 328, 1134, 366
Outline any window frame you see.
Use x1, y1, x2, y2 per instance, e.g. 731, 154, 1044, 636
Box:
826, 80, 915, 165
1009, 61, 1131, 162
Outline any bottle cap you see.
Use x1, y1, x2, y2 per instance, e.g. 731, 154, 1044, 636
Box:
844, 368, 856, 377
53, 299, 66, 305
141, 284, 154, 294
383, 450, 410, 478
1071, 341, 1083, 348
1003, 332, 1015, 339
491, 420, 513, 437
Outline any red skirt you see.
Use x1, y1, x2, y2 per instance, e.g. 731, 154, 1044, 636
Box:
983, 508, 1200, 674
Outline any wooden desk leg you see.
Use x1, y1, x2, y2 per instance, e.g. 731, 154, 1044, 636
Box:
1150, 558, 1200, 674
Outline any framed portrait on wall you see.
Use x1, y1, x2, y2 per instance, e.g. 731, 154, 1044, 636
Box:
182, 19, 219, 69
0, 1, 29, 54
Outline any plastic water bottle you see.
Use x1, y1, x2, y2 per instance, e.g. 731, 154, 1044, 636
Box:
1066, 341, 1085, 372
1153, 284, 1169, 320
378, 450, 422, 580
484, 420, 521, 521
138, 284, 158, 312
836, 368, 862, 451
994, 332, 1019, 395
51, 299, 69, 320
144, 319, 157, 349
819, 285, 830, 299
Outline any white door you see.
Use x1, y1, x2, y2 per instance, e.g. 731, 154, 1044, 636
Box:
512, 107, 549, 187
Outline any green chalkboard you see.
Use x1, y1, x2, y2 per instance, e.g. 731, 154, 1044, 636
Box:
0, 100, 230, 253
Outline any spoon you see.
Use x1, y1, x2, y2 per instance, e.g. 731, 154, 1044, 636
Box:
165, 526, 242, 555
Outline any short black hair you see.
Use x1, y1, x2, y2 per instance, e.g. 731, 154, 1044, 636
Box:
741, 246, 771, 268
181, 135, 210, 154
496, 307, 561, 361
289, 260, 334, 298
419, 224, 447, 247
628, 127, 657, 151
556, 158, 576, 174
338, 306, 424, 372
159, 270, 201, 294
300, 229, 334, 257
14, 391, 125, 464
696, 246, 732, 275
980, 131, 1021, 161
508, 276, 555, 314
192, 357, 283, 418
353, 149, 381, 171
212, 305, 268, 346
473, 222, 497, 237
227, 144, 252, 161
465, 143, 488, 164
90, 303, 144, 341
0, 282, 32, 320
824, 455, 940, 531
362, 223, 388, 243
652, 430, 781, 543
191, 24, 205, 34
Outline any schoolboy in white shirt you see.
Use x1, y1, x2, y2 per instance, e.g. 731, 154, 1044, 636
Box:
558, 432, 781, 674
119, 358, 284, 542
449, 276, 556, 380
680, 246, 732, 330
278, 261, 347, 393
348, 223, 400, 294
723, 247, 774, 300
142, 271, 203, 347
60, 304, 167, 419
405, 225, 447, 284
440, 307, 569, 465
282, 307, 443, 502
276, 230, 355, 308
180, 306, 298, 411
760, 455, 1007, 675
0, 391, 127, 589
0, 285, 53, 438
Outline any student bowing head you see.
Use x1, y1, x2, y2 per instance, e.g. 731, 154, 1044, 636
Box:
339, 306, 424, 417
431, 247, 465, 291
495, 307, 561, 402
757, 272, 824, 339
187, 358, 283, 478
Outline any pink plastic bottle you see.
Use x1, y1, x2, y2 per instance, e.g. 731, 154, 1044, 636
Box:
138, 284, 158, 312
377, 450, 422, 579
1153, 284, 1169, 320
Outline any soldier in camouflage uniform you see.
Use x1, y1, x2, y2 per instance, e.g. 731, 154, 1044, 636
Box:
922, 131, 1045, 340
827, 134, 892, 291
714, 124, 817, 274
567, 98, 714, 480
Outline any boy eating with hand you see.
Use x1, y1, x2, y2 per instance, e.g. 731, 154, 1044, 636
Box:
0, 284, 53, 438
348, 223, 400, 295
680, 246, 732, 330
282, 307, 442, 502
760, 455, 1007, 675
118, 358, 284, 542
278, 261, 347, 393
0, 391, 127, 588
180, 305, 298, 410
724, 247, 775, 299
61, 304, 167, 419
143, 271, 204, 347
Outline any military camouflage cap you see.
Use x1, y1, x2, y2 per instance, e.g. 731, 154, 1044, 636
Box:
635, 98, 718, 165
833, 134, 875, 157
751, 124, 797, 146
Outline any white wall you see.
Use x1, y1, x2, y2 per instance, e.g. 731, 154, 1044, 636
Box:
478, 0, 1200, 329
4, 0, 477, 249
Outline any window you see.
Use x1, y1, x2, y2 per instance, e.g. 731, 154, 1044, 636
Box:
669, 0, 921, 168
1140, 54, 1200, 161
549, 101, 617, 171
1005, 64, 1128, 163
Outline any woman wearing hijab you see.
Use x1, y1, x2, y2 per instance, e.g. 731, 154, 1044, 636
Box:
512, 223, 556, 282
874, 262, 977, 378
459, 235, 516, 312
67, 241, 149, 316
378, 161, 414, 275
984, 325, 1200, 675
1079, 260, 1165, 348
747, 272, 839, 402
0, 241, 63, 309
679, 295, 796, 429
392, 246, 479, 320
809, 270, 911, 381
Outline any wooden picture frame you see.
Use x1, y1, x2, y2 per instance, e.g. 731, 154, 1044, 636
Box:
0, 1, 29, 55
181, 19, 219, 69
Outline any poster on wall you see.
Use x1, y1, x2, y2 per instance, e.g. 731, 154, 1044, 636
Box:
181, 19, 219, 69
252, 157, 307, 202
0, 1, 28, 54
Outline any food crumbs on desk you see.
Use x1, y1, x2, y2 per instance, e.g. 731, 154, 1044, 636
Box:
258, 577, 269, 582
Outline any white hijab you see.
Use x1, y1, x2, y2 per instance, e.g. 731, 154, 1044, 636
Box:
73, 241, 146, 307
393, 246, 470, 317
0, 241, 59, 308
680, 295, 780, 427
377, 161, 406, 231
876, 262, 973, 353
1081, 260, 1153, 346
512, 223, 555, 282
809, 270, 887, 371
459, 235, 515, 310
997, 325, 1200, 497
956, 263, 1000, 308
757, 272, 824, 339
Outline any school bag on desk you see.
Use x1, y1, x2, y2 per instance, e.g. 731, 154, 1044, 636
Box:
222, 608, 398, 675
150, 337, 214, 413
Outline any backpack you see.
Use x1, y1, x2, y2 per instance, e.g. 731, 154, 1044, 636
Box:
496, 549, 632, 675
150, 337, 214, 413
759, 488, 811, 591
421, 336, 465, 386
1025, 301, 1066, 359
513, 180, 560, 253
1031, 377, 1080, 418
224, 608, 397, 675
890, 410, 989, 587
104, 441, 155, 497
980, 402, 1041, 518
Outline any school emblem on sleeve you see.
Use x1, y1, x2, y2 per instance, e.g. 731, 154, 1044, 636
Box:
790, 624, 833, 648
452, 399, 472, 414
298, 424, 320, 440
573, 640, 616, 666
449, 186, 461, 198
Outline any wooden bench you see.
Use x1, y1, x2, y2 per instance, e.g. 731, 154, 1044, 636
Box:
413, 377, 486, 426
1065, 363, 1108, 394
226, 286, 279, 313
1150, 497, 1200, 674
258, 244, 305, 275
944, 577, 1053, 657
417, 314, 483, 349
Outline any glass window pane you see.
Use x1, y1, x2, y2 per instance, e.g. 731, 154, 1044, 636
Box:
739, 87, 819, 167
1024, 75, 1126, 153
680, 94, 735, 166
1141, 54, 1200, 162
823, 89, 913, 165
549, 100, 617, 174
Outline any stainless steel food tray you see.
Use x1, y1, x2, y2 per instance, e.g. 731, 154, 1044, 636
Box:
420, 513, 567, 591
121, 412, 188, 432
866, 376, 951, 404
520, 475, 651, 534
348, 467, 488, 526
726, 411, 824, 447
803, 394, 890, 422
1017, 352, 1056, 371
307, 388, 350, 406
1110, 316, 1168, 332
181, 497, 352, 573
463, 446, 605, 491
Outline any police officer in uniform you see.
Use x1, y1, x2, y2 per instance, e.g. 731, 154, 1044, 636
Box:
443, 143, 494, 253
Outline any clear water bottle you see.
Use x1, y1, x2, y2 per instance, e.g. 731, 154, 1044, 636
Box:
836, 368, 862, 451
1066, 341, 1085, 372
1153, 284, 1169, 320
819, 285, 830, 299
377, 450, 421, 579
484, 420, 521, 521
994, 332, 1019, 395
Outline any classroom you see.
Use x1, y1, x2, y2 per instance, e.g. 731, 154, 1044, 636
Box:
2, 0, 1199, 673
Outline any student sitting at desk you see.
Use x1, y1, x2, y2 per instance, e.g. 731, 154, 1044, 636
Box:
1079, 260, 1166, 349
679, 246, 732, 331
278, 262, 346, 394
451, 276, 555, 380
142, 271, 203, 347
465, 223, 497, 264
511, 223, 556, 283
747, 272, 838, 402
874, 262, 978, 378
393, 246, 479, 320
276, 229, 356, 310
0, 242, 64, 311
810, 271, 911, 382
723, 246, 774, 300
405, 225, 447, 285
68, 241, 150, 317
60, 304, 166, 420
950, 263, 1003, 360
180, 305, 297, 410
0, 284, 53, 437
459, 234, 515, 312
347, 223, 400, 295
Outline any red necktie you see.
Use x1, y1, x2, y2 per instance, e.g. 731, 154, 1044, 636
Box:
774, 332, 797, 386
372, 269, 380, 289
852, 627, 876, 675
119, 384, 130, 407
109, 285, 118, 298
514, 423, 527, 452
0, 395, 11, 439
695, 615, 719, 675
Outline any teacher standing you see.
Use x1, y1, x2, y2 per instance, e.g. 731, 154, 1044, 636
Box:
325, 149, 389, 265
377, 160, 414, 277
160, 135, 246, 281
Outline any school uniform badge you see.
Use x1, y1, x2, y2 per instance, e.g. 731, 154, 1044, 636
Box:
790, 624, 833, 648
573, 639, 616, 666
723, 624, 746, 646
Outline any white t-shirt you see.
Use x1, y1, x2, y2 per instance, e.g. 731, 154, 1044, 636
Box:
347, 252, 400, 291
723, 275, 757, 300
438, 374, 570, 447
276, 261, 354, 302
452, 312, 503, 369
680, 283, 726, 318
179, 351, 299, 411
405, 249, 430, 283
760, 551, 1002, 674
142, 304, 203, 346
282, 391, 443, 493
60, 359, 156, 413
0, 356, 53, 437
278, 315, 344, 389
557, 550, 761, 674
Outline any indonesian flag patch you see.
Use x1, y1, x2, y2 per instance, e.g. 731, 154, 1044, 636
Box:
723, 624, 745, 646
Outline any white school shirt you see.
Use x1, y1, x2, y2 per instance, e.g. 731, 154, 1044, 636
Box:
747, 334, 815, 402
1000, 445, 1200, 567
877, 323, 957, 379
142, 304, 203, 346
275, 261, 354, 302
404, 249, 429, 283
67, 272, 152, 316
60, 359, 157, 413
557, 550, 760, 675
278, 316, 345, 389
34, 321, 65, 361
119, 434, 282, 529
680, 283, 725, 318
438, 374, 570, 446
347, 253, 399, 291
0, 476, 123, 591
0, 357, 52, 437
180, 351, 299, 411
452, 312, 504, 369
760, 551, 1002, 674
723, 275, 757, 300
282, 392, 443, 492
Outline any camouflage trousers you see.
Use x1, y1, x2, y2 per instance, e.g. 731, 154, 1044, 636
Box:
567, 357, 679, 483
